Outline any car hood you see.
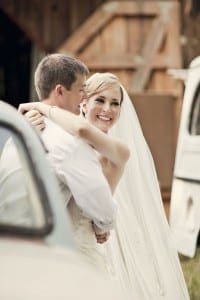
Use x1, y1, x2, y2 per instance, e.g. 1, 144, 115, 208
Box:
0, 238, 124, 300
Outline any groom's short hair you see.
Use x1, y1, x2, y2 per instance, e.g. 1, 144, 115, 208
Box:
34, 53, 89, 100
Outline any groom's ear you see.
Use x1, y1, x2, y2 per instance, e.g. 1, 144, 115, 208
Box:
55, 84, 63, 96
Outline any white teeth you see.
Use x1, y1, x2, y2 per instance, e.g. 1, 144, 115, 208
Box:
97, 115, 111, 121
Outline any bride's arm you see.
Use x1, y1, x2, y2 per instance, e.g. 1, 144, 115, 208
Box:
77, 122, 130, 167
19, 102, 130, 167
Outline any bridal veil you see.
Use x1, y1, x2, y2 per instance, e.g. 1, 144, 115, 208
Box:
109, 86, 189, 299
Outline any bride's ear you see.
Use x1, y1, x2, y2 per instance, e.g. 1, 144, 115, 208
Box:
81, 101, 87, 116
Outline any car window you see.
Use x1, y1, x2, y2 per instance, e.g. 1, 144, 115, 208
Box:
189, 84, 200, 135
0, 126, 51, 234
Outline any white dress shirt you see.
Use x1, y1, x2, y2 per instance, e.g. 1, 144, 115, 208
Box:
42, 118, 117, 231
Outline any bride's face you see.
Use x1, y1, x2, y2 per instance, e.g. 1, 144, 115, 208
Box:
83, 86, 121, 133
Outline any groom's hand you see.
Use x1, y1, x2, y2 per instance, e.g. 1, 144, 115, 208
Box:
92, 223, 110, 244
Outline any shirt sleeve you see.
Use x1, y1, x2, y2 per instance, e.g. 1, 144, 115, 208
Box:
48, 138, 117, 231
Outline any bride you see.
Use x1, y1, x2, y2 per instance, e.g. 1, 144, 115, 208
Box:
19, 73, 189, 299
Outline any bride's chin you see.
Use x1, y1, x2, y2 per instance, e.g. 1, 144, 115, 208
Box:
96, 124, 109, 133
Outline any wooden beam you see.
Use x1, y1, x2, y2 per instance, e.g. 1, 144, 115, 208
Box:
58, 6, 114, 55
103, 1, 162, 16
130, 16, 167, 93
80, 53, 171, 70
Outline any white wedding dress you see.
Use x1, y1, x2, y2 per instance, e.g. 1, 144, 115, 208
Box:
68, 86, 190, 299
67, 198, 115, 275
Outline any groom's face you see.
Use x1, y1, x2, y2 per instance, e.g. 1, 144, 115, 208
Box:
59, 73, 87, 114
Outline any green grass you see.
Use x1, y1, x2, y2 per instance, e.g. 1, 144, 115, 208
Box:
181, 248, 200, 300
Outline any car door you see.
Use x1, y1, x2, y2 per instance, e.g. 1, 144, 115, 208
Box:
170, 57, 200, 257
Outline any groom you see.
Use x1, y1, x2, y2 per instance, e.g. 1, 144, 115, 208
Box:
21, 54, 116, 243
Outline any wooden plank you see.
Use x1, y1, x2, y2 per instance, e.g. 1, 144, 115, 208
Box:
80, 34, 103, 61
130, 17, 167, 93
165, 2, 182, 68
117, 70, 130, 90
102, 1, 166, 17
81, 53, 170, 69
100, 16, 127, 55
58, 7, 114, 55
127, 16, 154, 55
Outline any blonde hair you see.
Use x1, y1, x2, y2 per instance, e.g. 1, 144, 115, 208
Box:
85, 72, 123, 103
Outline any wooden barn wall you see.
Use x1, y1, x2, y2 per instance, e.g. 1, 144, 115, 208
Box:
0, 0, 199, 64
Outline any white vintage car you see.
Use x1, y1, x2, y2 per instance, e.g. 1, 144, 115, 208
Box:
0, 101, 124, 300
170, 56, 200, 258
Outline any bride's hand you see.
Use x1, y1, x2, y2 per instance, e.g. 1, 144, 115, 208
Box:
95, 231, 110, 244
92, 223, 110, 244
25, 109, 46, 131
18, 102, 40, 115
